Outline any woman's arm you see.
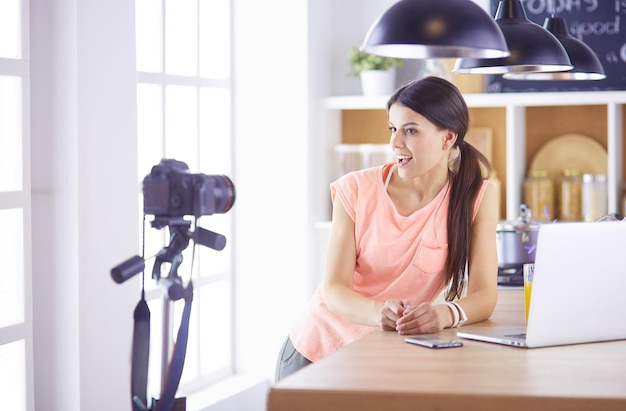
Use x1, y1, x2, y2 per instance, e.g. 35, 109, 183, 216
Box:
323, 195, 393, 327
395, 181, 499, 334
449, 180, 500, 324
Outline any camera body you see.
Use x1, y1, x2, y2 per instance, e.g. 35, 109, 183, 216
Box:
143, 159, 235, 218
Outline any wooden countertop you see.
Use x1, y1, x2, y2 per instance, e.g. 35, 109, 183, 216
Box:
268, 289, 626, 411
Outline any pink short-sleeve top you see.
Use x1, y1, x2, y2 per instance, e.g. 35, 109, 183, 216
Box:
290, 162, 489, 362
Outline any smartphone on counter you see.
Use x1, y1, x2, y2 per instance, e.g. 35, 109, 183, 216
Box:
404, 335, 463, 349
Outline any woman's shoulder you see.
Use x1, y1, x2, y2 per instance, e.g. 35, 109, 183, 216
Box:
334, 163, 392, 186
331, 163, 393, 207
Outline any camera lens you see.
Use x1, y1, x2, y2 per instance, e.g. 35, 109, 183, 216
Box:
207, 175, 236, 214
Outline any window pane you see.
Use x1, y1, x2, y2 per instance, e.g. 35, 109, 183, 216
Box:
198, 85, 233, 277
0, 0, 21, 58
198, 281, 231, 374
199, 88, 231, 174
165, 0, 198, 76
196, 216, 233, 277
137, 83, 166, 267
165, 85, 198, 170
0, 340, 26, 411
136, 0, 163, 72
137, 83, 164, 181
199, 0, 230, 79
0, 76, 22, 191
0, 209, 24, 327
196, 213, 232, 277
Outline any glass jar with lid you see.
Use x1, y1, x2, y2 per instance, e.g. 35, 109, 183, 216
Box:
582, 174, 607, 222
559, 169, 583, 221
523, 169, 554, 221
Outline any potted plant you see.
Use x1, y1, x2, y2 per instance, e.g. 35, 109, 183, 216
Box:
349, 46, 403, 96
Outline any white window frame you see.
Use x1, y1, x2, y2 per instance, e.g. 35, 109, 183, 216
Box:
0, 0, 34, 410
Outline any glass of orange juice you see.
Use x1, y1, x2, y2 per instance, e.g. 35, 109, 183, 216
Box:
523, 263, 535, 323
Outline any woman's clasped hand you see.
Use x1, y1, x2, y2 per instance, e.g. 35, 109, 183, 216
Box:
380, 300, 448, 335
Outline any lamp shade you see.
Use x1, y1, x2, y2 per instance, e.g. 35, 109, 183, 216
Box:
360, 0, 509, 59
453, 0, 572, 74
503, 16, 606, 80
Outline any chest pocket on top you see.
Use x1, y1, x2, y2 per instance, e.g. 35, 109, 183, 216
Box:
411, 241, 448, 276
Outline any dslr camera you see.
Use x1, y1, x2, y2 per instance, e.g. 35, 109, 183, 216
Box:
143, 159, 235, 218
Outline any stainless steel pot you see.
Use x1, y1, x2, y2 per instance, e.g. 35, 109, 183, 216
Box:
496, 204, 541, 266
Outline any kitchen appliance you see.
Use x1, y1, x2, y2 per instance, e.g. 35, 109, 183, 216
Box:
496, 204, 541, 286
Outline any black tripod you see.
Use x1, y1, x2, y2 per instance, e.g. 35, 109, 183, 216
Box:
112, 217, 227, 411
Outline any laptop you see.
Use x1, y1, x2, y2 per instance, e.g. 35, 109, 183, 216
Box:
457, 221, 626, 348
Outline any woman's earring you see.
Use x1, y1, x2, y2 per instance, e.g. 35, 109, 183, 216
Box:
448, 146, 461, 173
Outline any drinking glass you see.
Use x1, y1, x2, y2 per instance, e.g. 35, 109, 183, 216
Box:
523, 263, 535, 323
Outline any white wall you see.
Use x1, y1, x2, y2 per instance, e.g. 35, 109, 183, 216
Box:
328, 0, 397, 96
30, 0, 138, 410
231, 0, 311, 381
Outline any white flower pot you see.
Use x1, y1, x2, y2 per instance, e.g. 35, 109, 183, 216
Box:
359, 68, 396, 96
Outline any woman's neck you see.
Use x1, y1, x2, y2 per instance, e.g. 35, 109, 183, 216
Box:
387, 166, 450, 216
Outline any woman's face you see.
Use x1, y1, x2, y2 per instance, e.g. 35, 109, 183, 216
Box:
388, 103, 455, 180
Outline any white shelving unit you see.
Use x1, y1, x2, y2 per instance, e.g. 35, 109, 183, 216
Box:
321, 90, 626, 221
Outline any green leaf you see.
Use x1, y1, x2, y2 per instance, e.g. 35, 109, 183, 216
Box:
348, 46, 403, 76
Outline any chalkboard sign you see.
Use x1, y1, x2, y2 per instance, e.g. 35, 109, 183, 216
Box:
486, 0, 626, 92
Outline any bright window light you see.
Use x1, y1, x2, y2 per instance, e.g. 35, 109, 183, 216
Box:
0, 76, 22, 192
0, 209, 24, 327
137, 83, 164, 179
165, 85, 199, 170
198, 281, 231, 374
199, 0, 230, 79
0, 0, 20, 59
0, 340, 26, 411
165, 0, 198, 76
136, 0, 163, 72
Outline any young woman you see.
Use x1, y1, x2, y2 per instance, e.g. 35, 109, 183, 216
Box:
276, 76, 499, 381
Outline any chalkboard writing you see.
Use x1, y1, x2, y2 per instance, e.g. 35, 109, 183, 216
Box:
486, 0, 626, 92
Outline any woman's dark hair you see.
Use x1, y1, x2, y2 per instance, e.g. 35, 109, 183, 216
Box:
387, 76, 492, 300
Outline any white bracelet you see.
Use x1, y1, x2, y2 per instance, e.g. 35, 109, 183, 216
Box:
450, 301, 468, 327
443, 302, 459, 328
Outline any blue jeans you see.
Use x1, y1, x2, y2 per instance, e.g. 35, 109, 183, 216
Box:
275, 336, 312, 382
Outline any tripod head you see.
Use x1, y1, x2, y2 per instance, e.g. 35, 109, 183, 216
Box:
111, 216, 227, 300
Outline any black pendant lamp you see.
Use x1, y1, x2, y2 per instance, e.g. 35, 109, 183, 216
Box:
503, 15, 606, 80
360, 0, 509, 59
453, 0, 572, 74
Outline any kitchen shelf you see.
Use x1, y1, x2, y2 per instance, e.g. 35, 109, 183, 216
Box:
320, 91, 626, 221
325, 90, 626, 109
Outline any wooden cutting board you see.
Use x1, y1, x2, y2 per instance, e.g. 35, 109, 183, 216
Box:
529, 134, 607, 179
